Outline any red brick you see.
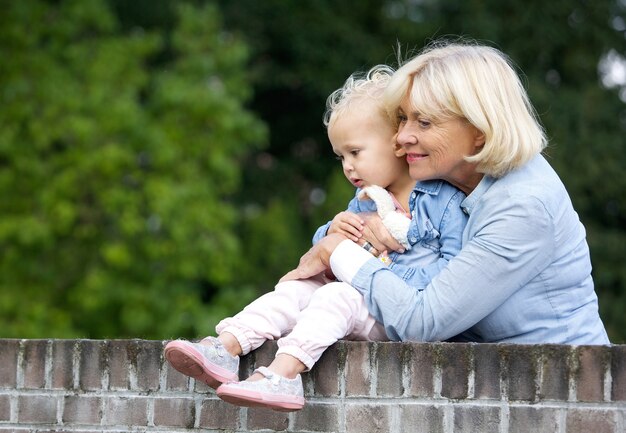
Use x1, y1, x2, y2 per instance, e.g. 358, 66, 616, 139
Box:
509, 405, 559, 433
198, 398, 239, 430
398, 404, 444, 433
22, 339, 47, 389
539, 344, 570, 400
439, 343, 470, 399
0, 394, 10, 421
194, 379, 216, 394
575, 345, 606, 402
78, 340, 106, 390
247, 406, 289, 431
153, 397, 194, 428
344, 341, 371, 396
135, 340, 162, 391
611, 345, 626, 401
293, 401, 340, 432
501, 344, 538, 401
0, 339, 18, 388
406, 343, 435, 397
165, 362, 190, 391
251, 341, 278, 370
107, 340, 131, 390
102, 396, 147, 426
63, 395, 101, 424
51, 340, 75, 390
17, 395, 57, 423
308, 342, 341, 397
474, 344, 501, 399
566, 409, 617, 433
345, 403, 392, 433
375, 342, 403, 397
454, 405, 500, 433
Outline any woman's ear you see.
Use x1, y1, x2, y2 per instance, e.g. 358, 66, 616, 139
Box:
473, 128, 486, 148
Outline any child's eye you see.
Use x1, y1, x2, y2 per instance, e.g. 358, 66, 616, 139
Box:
334, 155, 344, 161
350, 149, 360, 156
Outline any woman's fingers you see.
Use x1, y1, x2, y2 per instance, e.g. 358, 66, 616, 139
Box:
360, 212, 405, 253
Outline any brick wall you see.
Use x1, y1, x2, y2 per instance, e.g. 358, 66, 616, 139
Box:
0, 339, 624, 433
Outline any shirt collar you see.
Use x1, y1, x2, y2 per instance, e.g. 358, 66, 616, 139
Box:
461, 175, 495, 215
412, 179, 444, 195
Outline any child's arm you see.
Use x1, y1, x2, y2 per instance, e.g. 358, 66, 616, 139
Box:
326, 211, 364, 242
312, 191, 377, 244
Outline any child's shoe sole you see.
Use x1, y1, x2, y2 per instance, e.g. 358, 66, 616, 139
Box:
216, 383, 305, 412
164, 340, 238, 389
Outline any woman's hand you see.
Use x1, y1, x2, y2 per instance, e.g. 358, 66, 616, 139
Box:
280, 233, 347, 282
360, 212, 405, 254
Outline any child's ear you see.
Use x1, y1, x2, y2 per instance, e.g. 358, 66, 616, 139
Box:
393, 141, 406, 157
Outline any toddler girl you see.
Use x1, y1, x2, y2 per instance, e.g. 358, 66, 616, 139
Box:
164, 65, 467, 411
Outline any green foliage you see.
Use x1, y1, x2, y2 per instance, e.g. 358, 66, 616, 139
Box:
0, 0, 266, 338
1, 0, 624, 343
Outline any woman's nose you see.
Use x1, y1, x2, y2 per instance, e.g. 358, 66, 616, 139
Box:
396, 125, 417, 147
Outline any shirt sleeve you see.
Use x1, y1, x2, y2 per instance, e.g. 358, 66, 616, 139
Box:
330, 194, 555, 342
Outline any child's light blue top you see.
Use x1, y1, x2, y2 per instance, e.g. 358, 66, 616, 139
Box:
313, 179, 468, 288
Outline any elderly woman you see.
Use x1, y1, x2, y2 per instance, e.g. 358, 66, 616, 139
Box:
282, 40, 609, 345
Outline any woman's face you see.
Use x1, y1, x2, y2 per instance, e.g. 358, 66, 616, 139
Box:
395, 98, 485, 193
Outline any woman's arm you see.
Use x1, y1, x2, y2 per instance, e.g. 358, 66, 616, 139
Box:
280, 233, 349, 282
331, 195, 555, 341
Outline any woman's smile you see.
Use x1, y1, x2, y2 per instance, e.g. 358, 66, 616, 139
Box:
406, 153, 428, 163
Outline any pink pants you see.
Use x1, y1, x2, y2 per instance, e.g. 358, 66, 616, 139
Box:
215, 274, 387, 370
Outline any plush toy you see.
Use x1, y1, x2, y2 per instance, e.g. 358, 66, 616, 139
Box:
357, 185, 411, 250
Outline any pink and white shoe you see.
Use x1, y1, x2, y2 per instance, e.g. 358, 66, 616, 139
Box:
164, 337, 239, 389
216, 366, 305, 412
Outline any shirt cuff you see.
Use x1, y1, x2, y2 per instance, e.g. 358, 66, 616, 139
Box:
329, 239, 373, 284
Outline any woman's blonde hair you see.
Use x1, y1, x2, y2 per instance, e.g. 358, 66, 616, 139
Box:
384, 40, 547, 177
324, 64, 396, 128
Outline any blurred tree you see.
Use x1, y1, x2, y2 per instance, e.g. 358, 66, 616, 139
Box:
0, 0, 266, 338
1, 0, 624, 343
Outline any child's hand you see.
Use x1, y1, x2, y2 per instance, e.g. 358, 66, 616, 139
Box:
327, 211, 364, 242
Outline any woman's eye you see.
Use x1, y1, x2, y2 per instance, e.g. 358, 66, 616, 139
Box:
397, 114, 407, 123
418, 119, 431, 128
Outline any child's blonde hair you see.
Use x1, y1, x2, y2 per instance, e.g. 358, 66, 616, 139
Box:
324, 64, 396, 129
384, 40, 547, 177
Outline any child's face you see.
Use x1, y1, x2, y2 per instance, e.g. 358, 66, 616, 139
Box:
328, 100, 407, 190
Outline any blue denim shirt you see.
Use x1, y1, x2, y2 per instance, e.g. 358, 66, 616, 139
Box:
330, 155, 609, 344
313, 180, 467, 288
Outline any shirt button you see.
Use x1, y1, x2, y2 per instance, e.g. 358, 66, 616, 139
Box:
411, 192, 416, 198
462, 207, 469, 214
410, 237, 417, 243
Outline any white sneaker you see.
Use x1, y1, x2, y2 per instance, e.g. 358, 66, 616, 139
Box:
164, 337, 239, 388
